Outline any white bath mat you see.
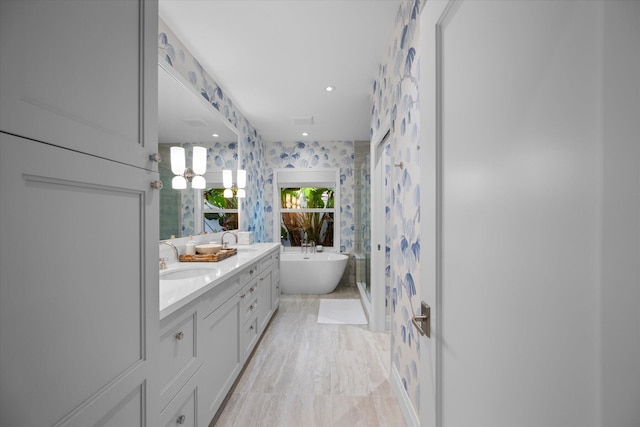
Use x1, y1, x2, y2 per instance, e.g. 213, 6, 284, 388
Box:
317, 299, 368, 325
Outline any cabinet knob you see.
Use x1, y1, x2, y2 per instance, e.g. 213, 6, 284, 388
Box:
259, 277, 264, 282
149, 152, 162, 162
250, 304, 256, 310
176, 414, 186, 424
150, 180, 163, 190
249, 325, 255, 331
175, 331, 184, 340
240, 293, 246, 299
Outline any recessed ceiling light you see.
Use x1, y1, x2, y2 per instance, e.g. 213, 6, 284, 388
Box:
212, 133, 219, 138
325, 86, 335, 92
302, 132, 309, 136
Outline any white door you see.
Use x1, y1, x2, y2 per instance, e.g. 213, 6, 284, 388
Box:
419, 1, 605, 425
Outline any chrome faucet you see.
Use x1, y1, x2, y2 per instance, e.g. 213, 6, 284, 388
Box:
221, 231, 237, 248
159, 241, 179, 262
301, 237, 316, 254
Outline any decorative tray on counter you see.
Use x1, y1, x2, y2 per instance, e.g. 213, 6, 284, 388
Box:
179, 248, 237, 262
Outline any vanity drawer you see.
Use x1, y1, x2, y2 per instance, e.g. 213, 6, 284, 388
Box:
239, 262, 259, 287
242, 294, 259, 324
159, 308, 199, 411
239, 277, 259, 307
200, 274, 242, 319
160, 372, 199, 427
259, 251, 276, 270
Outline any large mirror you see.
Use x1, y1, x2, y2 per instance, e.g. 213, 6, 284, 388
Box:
158, 63, 240, 240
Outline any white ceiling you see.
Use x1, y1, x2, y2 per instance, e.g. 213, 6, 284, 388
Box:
158, 0, 401, 143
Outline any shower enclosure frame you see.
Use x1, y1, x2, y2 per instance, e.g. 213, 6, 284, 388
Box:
367, 117, 391, 332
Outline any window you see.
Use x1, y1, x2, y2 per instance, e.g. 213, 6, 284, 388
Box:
202, 187, 238, 232
273, 168, 340, 250
280, 187, 334, 246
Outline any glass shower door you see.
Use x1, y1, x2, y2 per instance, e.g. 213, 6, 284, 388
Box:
364, 223, 371, 297
355, 143, 371, 302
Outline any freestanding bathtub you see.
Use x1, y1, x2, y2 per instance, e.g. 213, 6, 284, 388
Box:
280, 252, 349, 294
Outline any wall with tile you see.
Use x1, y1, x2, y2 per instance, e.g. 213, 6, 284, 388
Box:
158, 19, 267, 241
353, 141, 370, 255
370, 0, 423, 414
263, 140, 356, 255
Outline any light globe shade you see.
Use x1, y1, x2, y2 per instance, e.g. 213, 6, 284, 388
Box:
236, 188, 246, 198
172, 175, 187, 189
237, 169, 247, 189
192, 146, 207, 175
223, 169, 232, 189
170, 146, 186, 175
192, 175, 206, 189
223, 188, 233, 198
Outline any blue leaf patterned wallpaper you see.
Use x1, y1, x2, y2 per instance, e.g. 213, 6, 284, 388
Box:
263, 140, 355, 253
159, 19, 267, 242
371, 0, 423, 414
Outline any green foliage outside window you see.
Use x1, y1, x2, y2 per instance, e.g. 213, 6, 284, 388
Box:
280, 187, 334, 247
203, 188, 238, 231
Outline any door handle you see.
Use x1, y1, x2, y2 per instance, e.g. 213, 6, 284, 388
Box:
412, 302, 431, 338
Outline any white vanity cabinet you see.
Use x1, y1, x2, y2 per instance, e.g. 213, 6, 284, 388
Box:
159, 246, 280, 427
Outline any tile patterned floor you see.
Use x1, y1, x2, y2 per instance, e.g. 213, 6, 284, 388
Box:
212, 283, 406, 427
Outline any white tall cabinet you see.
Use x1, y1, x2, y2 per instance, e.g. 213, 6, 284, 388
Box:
0, 1, 160, 426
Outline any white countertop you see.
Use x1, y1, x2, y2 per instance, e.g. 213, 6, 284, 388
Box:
159, 243, 280, 320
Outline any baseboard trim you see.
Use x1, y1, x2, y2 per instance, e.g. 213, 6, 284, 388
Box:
390, 363, 420, 427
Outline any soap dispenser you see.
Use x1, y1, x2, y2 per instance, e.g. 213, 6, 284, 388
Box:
185, 235, 196, 255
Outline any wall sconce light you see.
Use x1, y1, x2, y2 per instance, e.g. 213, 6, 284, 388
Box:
223, 169, 246, 198
171, 146, 207, 189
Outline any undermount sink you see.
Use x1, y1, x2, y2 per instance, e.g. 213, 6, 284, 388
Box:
161, 267, 219, 280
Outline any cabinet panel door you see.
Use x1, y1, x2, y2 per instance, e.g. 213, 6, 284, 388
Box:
242, 315, 260, 359
0, 0, 158, 170
0, 133, 159, 426
198, 294, 242, 425
272, 253, 281, 309
257, 268, 273, 332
